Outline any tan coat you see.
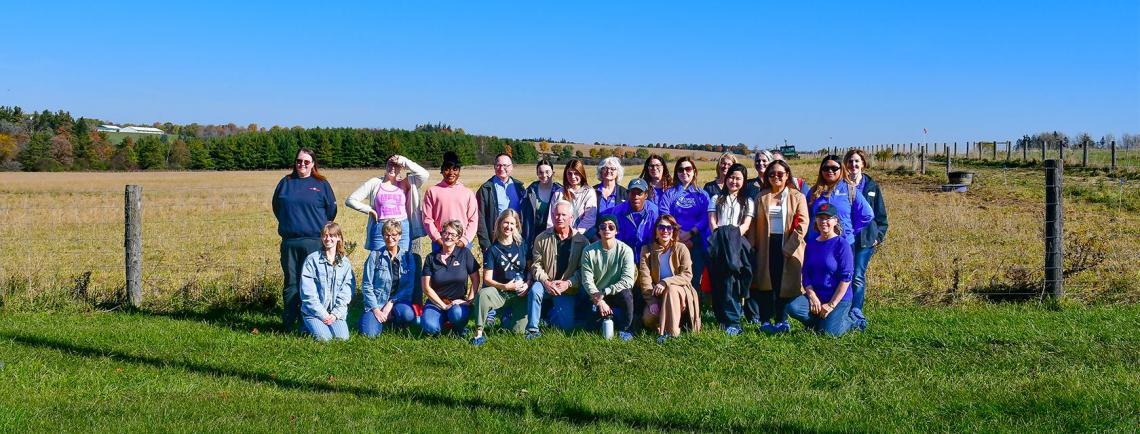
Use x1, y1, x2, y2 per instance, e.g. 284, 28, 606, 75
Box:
530, 229, 590, 295
751, 187, 810, 298
638, 242, 701, 334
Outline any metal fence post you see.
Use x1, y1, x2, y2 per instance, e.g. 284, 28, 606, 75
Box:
1044, 160, 1063, 300
125, 185, 142, 307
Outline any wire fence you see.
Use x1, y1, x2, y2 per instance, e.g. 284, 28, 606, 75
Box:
2, 158, 1137, 311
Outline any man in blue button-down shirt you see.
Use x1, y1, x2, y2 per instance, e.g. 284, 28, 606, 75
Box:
476, 153, 527, 255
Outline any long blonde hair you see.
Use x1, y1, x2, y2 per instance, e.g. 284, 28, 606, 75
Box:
493, 209, 523, 245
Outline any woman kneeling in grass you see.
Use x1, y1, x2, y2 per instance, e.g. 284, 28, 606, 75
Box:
421, 220, 480, 337
299, 222, 354, 341
786, 203, 855, 337
470, 209, 530, 345
639, 215, 701, 343
359, 219, 422, 337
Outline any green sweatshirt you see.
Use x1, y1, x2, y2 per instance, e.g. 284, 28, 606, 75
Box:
579, 240, 636, 297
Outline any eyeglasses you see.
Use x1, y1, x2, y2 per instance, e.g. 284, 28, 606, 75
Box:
601, 167, 616, 172
495, 163, 512, 168
822, 166, 841, 173
441, 232, 459, 239
600, 223, 617, 231
768, 171, 787, 178
656, 224, 675, 232
679, 166, 694, 172
295, 159, 313, 166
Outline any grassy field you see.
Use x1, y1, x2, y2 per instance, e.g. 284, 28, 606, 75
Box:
2, 155, 1138, 431
1, 304, 1137, 432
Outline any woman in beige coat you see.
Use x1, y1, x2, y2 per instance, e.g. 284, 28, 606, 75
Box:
639, 215, 702, 343
751, 160, 809, 334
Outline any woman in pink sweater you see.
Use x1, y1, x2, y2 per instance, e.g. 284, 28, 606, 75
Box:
422, 151, 479, 251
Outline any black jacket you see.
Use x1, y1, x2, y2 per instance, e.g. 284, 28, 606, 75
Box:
476, 177, 528, 252
855, 175, 889, 249
709, 225, 754, 298
520, 181, 563, 249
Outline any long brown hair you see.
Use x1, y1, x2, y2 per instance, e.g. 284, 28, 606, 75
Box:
809, 155, 854, 203
843, 148, 870, 183
321, 222, 347, 264
765, 160, 796, 191
562, 159, 589, 201
672, 157, 698, 188
640, 155, 672, 192
290, 148, 327, 181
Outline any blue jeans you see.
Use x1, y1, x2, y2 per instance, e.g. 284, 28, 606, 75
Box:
358, 301, 418, 338
786, 296, 853, 337
302, 316, 350, 341
851, 244, 877, 316
367, 218, 410, 252
421, 303, 472, 336
526, 281, 577, 332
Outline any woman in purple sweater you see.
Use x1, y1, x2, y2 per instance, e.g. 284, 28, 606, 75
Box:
659, 157, 710, 292
786, 202, 857, 336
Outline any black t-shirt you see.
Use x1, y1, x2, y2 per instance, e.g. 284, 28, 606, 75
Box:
484, 241, 526, 283
555, 235, 574, 279
423, 246, 479, 301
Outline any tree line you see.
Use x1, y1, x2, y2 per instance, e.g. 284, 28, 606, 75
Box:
0, 106, 538, 171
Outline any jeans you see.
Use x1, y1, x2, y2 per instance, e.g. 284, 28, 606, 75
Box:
367, 218, 410, 252
786, 296, 853, 337
280, 238, 322, 332
587, 288, 634, 334
421, 303, 472, 336
711, 275, 745, 329
851, 244, 877, 317
303, 316, 350, 341
526, 281, 577, 332
358, 301, 418, 338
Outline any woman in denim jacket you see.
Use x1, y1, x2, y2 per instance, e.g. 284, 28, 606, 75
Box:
299, 222, 355, 341
360, 219, 423, 337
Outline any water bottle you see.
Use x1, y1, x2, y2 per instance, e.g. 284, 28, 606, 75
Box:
600, 316, 615, 340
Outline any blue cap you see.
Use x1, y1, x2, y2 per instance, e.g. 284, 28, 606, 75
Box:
627, 178, 649, 192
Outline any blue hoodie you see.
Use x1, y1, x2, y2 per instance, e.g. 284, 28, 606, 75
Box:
807, 181, 874, 245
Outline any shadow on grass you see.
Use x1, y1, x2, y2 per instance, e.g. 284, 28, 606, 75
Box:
4, 332, 828, 433
132, 306, 283, 335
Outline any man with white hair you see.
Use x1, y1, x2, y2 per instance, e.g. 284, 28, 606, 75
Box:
525, 200, 590, 338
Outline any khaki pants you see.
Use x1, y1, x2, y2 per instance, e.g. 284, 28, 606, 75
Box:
473, 286, 529, 333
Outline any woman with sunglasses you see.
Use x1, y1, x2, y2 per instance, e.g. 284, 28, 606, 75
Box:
273, 148, 338, 332
807, 155, 873, 252
421, 220, 481, 337
843, 149, 888, 330
660, 157, 711, 291
749, 160, 809, 333
638, 215, 701, 343
346, 154, 429, 257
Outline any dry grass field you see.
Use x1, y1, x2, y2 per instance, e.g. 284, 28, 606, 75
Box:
1, 155, 1137, 312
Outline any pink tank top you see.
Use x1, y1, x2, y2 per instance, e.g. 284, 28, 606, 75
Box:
373, 183, 408, 220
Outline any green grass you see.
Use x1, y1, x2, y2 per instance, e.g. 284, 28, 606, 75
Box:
2, 305, 1137, 432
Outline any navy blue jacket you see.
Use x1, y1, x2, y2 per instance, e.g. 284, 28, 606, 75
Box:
854, 175, 889, 249
273, 175, 337, 240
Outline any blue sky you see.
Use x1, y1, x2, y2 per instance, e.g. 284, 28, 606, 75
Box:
3, 1, 1137, 149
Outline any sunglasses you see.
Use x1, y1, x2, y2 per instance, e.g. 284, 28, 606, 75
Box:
822, 165, 841, 173
768, 171, 787, 178
656, 224, 675, 231
679, 166, 694, 172
600, 223, 617, 231
295, 159, 313, 166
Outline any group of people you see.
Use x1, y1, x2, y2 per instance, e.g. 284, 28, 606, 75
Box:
272, 147, 888, 343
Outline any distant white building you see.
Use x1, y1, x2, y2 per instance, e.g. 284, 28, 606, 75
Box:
96, 125, 164, 135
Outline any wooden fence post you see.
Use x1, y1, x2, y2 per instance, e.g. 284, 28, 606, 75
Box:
920, 145, 926, 175
1041, 138, 1046, 162
1022, 139, 1027, 162
125, 185, 142, 307
1111, 140, 1117, 172
1006, 141, 1011, 161
1044, 160, 1063, 300
1082, 139, 1088, 167
945, 144, 951, 175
